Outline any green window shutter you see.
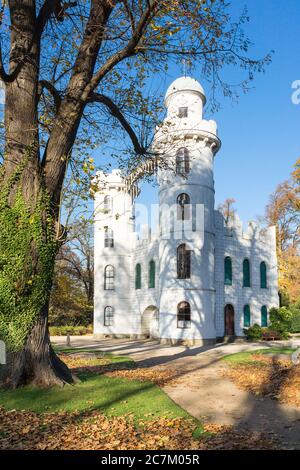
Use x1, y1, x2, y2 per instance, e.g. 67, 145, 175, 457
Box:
260, 262, 267, 288
261, 306, 268, 327
135, 263, 141, 289
243, 259, 251, 287
149, 260, 155, 288
243, 305, 251, 327
224, 257, 232, 285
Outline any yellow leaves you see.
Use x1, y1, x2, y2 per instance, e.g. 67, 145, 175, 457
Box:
82, 159, 95, 175
21, 425, 31, 435
59, 352, 111, 373
105, 367, 177, 386
278, 247, 300, 302
58, 352, 177, 386
149, 23, 161, 31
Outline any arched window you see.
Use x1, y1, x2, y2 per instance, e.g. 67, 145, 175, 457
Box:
177, 193, 190, 220
243, 304, 251, 327
176, 148, 189, 175
135, 263, 141, 289
243, 259, 251, 287
104, 306, 114, 326
104, 265, 114, 290
103, 195, 112, 212
178, 107, 188, 118
177, 244, 191, 279
261, 306, 268, 327
149, 260, 155, 288
260, 261, 267, 289
177, 301, 191, 328
104, 227, 114, 248
224, 257, 232, 285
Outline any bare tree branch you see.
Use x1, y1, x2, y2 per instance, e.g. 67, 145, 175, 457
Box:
0, 0, 77, 83
87, 92, 146, 154
82, 0, 158, 100
39, 80, 61, 111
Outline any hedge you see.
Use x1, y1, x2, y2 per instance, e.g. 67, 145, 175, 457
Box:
49, 325, 93, 336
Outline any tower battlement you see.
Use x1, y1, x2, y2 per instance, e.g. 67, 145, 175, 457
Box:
215, 210, 276, 244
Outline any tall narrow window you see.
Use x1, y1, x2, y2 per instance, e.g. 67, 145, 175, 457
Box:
177, 193, 190, 220
260, 261, 267, 289
135, 263, 141, 289
104, 227, 114, 248
104, 306, 114, 326
104, 265, 114, 290
224, 257, 232, 285
243, 259, 251, 287
176, 148, 189, 175
149, 260, 155, 288
177, 301, 191, 328
243, 304, 251, 327
103, 195, 112, 213
177, 244, 191, 279
261, 306, 268, 327
178, 107, 188, 118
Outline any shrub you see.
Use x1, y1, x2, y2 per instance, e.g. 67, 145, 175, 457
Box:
244, 324, 263, 341
269, 307, 293, 339
290, 303, 300, 333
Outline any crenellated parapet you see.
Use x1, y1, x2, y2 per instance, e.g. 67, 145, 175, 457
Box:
215, 210, 277, 245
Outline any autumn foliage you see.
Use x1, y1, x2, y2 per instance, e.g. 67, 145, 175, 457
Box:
266, 158, 300, 303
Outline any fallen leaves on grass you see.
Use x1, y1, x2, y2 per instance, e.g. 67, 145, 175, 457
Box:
105, 367, 178, 386
59, 352, 111, 374
223, 354, 300, 408
0, 407, 279, 450
59, 353, 178, 385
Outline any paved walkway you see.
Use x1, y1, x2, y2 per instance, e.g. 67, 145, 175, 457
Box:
52, 336, 300, 449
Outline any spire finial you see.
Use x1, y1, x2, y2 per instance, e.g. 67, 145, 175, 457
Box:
181, 58, 192, 77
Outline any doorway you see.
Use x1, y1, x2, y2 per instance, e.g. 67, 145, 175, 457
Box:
141, 306, 159, 338
224, 304, 235, 336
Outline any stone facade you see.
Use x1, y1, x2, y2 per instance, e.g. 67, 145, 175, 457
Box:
93, 76, 279, 345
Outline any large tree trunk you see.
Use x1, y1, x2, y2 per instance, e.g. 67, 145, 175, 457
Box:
0, 1, 76, 389
3, 306, 76, 389
1, 1, 113, 389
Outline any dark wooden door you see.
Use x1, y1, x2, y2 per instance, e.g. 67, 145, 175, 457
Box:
224, 304, 235, 336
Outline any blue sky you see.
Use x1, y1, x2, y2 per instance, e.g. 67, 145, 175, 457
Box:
134, 0, 300, 225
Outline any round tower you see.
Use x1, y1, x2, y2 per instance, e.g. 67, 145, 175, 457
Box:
155, 76, 221, 345
93, 170, 136, 337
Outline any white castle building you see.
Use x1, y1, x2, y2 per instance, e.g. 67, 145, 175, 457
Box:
93, 76, 279, 345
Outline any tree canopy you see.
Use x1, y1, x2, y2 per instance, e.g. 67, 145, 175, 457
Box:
266, 158, 300, 303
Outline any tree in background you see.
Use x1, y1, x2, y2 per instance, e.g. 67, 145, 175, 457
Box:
49, 222, 94, 327
266, 158, 300, 304
0, 0, 272, 388
218, 198, 237, 225
48, 173, 93, 327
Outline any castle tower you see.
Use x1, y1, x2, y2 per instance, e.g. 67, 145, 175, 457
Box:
155, 77, 221, 345
93, 170, 137, 337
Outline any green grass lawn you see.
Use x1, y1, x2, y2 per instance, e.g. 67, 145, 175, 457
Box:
0, 350, 190, 422
223, 347, 296, 365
